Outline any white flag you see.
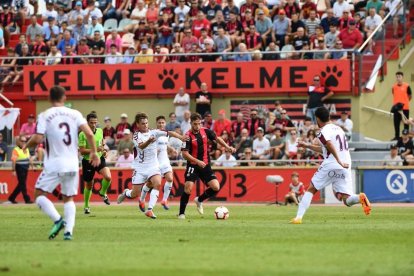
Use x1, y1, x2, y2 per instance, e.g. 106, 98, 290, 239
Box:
0, 108, 20, 130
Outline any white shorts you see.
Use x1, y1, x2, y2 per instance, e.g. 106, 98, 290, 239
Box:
132, 168, 161, 185
160, 164, 172, 176
311, 162, 353, 196
35, 171, 79, 197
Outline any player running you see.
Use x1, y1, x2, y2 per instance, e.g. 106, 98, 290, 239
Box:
79, 113, 112, 214
178, 113, 235, 219
117, 112, 185, 219
139, 116, 177, 211
25, 86, 100, 240
290, 107, 371, 224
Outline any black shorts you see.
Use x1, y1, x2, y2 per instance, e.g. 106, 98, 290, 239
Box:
82, 156, 107, 182
184, 164, 217, 184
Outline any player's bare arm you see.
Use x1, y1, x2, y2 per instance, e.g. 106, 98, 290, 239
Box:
325, 140, 349, 168
139, 136, 157, 150
216, 136, 236, 153
297, 141, 323, 153
167, 130, 188, 142
80, 124, 100, 167
182, 150, 206, 168
24, 133, 44, 150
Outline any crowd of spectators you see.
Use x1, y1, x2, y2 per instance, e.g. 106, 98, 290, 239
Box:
0, 0, 409, 80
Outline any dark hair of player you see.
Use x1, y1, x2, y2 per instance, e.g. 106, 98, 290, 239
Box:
156, 115, 166, 122
49, 86, 65, 102
169, 112, 175, 117
315, 107, 330, 123
190, 112, 202, 122
86, 113, 98, 122
135, 112, 148, 123
396, 71, 404, 76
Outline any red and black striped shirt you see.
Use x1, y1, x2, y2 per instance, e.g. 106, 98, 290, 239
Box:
182, 127, 217, 165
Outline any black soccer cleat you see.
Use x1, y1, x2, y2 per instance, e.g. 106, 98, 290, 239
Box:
99, 193, 111, 205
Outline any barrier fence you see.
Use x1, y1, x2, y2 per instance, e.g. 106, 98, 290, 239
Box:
2, 166, 414, 203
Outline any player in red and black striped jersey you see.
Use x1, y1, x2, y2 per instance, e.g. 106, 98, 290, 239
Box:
178, 113, 235, 219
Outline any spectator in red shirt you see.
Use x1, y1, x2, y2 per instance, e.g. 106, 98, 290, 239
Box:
272, 110, 296, 136
231, 112, 247, 139
213, 109, 232, 136
158, 13, 174, 47
103, 116, 116, 149
192, 11, 210, 38
338, 19, 363, 50
245, 25, 262, 51
240, 0, 258, 21
247, 109, 265, 137
300, 0, 317, 20
115, 113, 131, 144
202, 112, 215, 130
338, 10, 353, 31
181, 28, 198, 52
284, 172, 305, 205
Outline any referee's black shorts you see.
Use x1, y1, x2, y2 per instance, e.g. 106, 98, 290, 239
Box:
82, 156, 107, 182
184, 164, 217, 184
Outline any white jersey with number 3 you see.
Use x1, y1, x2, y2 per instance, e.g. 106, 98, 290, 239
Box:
36, 106, 86, 173
132, 129, 168, 169
317, 123, 351, 165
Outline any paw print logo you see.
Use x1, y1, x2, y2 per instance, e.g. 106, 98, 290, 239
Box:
158, 69, 179, 90
321, 66, 343, 87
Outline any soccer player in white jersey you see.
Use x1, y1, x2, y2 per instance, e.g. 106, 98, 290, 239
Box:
290, 107, 371, 224
117, 112, 185, 219
139, 115, 177, 211
24, 86, 100, 240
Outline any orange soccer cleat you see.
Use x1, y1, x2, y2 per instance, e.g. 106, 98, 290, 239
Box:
359, 193, 372, 215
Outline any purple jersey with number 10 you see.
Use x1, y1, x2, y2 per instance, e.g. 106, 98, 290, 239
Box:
317, 123, 351, 164
36, 106, 86, 173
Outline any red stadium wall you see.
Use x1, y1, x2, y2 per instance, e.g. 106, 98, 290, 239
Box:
0, 168, 320, 203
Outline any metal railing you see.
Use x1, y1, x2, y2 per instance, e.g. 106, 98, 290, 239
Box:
355, 0, 412, 93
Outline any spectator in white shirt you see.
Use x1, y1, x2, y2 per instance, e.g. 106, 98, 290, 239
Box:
105, 44, 123, 64
383, 144, 403, 166
115, 148, 134, 168
364, 7, 383, 54
45, 44, 62, 65
252, 127, 271, 160
333, 0, 351, 18
336, 111, 353, 141
181, 110, 191, 134
215, 151, 238, 167
173, 87, 190, 122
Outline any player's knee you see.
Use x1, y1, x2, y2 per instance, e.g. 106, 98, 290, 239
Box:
184, 187, 192, 194
210, 183, 220, 192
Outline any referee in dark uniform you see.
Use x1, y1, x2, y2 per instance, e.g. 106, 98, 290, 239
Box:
178, 113, 235, 219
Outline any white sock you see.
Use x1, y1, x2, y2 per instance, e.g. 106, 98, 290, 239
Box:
64, 201, 76, 234
296, 192, 313, 219
148, 189, 159, 210
163, 181, 173, 201
125, 189, 132, 198
140, 184, 150, 202
345, 194, 360, 206
36, 195, 61, 223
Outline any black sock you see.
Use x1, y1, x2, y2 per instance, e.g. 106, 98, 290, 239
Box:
198, 188, 217, 202
179, 192, 190, 215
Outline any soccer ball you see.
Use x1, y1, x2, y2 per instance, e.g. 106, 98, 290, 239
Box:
214, 206, 229, 220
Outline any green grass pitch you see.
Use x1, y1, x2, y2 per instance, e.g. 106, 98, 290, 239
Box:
1, 204, 413, 276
